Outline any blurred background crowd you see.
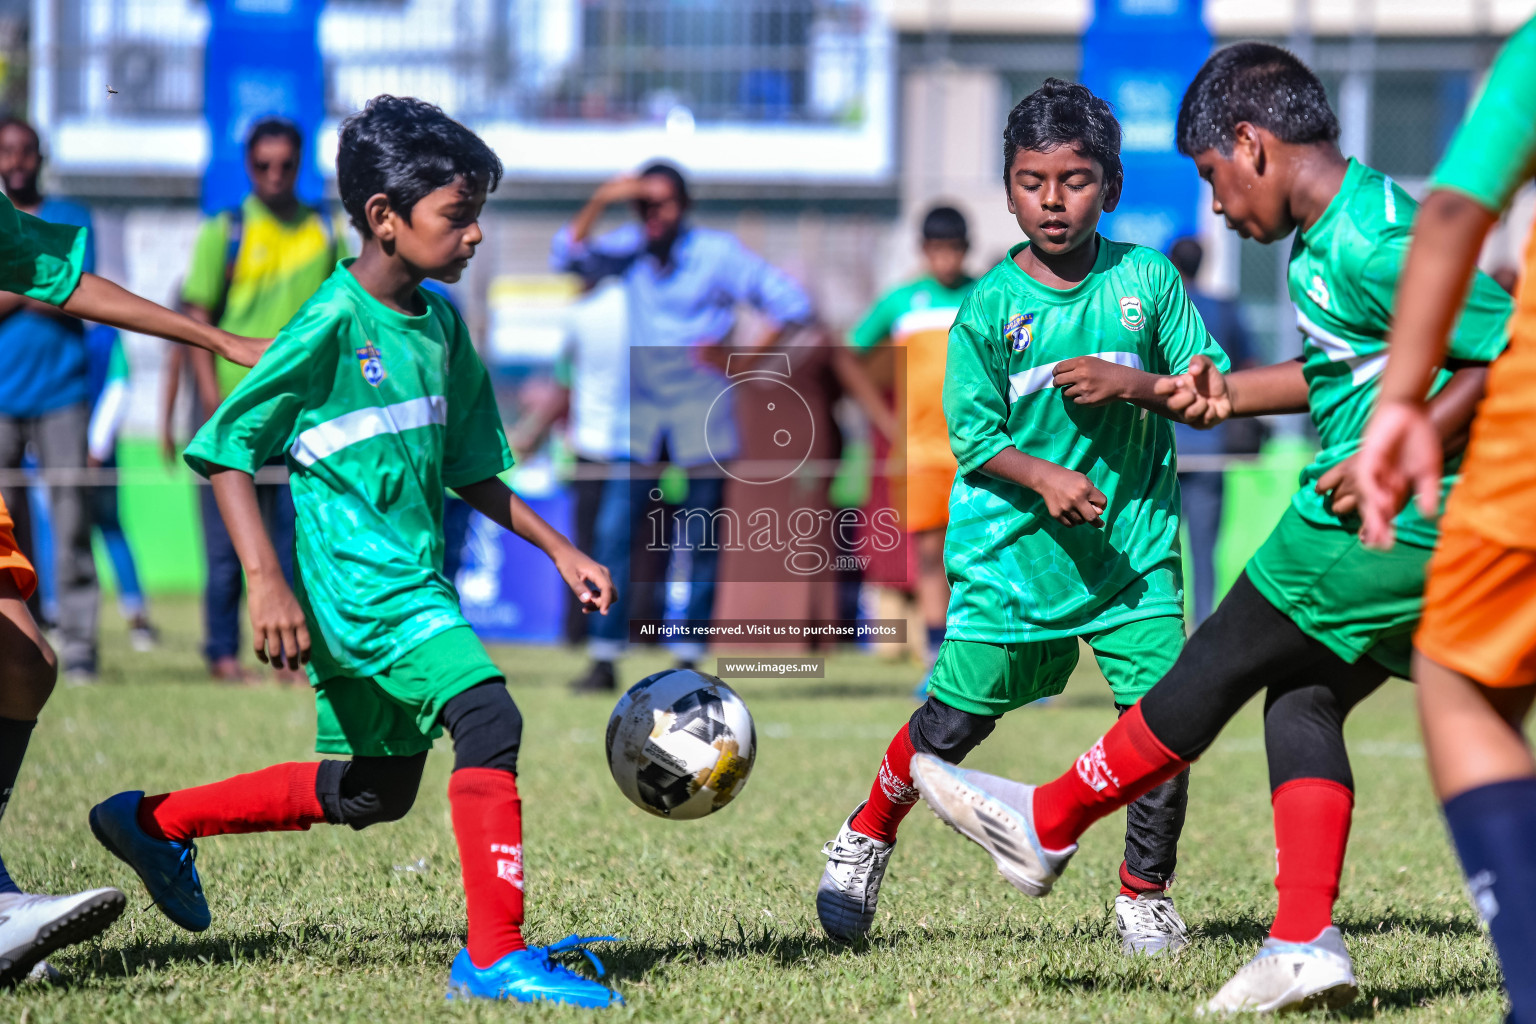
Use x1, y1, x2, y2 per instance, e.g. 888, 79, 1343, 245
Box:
0, 0, 1531, 691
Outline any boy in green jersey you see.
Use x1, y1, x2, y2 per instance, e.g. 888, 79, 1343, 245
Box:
87, 97, 625, 1009
818, 79, 1229, 954
908, 44, 1508, 1015
0, 192, 264, 983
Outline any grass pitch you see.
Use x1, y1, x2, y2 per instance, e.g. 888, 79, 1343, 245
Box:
2, 598, 1509, 1022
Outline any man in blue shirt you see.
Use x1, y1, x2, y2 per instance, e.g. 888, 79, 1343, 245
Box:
550, 162, 813, 672
1166, 237, 1257, 625
0, 119, 101, 680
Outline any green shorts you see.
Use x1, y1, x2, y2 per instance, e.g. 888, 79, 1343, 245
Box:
927, 614, 1186, 716
312, 626, 504, 757
1246, 505, 1432, 678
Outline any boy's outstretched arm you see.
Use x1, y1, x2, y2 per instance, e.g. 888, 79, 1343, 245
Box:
979, 447, 1106, 528
209, 468, 310, 669
61, 272, 268, 368
454, 477, 617, 613
1357, 192, 1501, 546
1159, 354, 1311, 426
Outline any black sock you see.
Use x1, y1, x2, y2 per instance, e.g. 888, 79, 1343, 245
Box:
1443, 778, 1536, 1022
0, 717, 38, 894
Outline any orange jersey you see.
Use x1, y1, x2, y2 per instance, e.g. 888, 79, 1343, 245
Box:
0, 491, 37, 599
1441, 227, 1536, 549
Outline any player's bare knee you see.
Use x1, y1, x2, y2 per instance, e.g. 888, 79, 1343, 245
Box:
908, 696, 997, 763
442, 680, 522, 775
0, 628, 57, 717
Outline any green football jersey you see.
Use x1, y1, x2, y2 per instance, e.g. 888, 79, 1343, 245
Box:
185, 261, 514, 680
1286, 159, 1511, 548
943, 238, 1229, 642
0, 191, 87, 306
1429, 15, 1536, 214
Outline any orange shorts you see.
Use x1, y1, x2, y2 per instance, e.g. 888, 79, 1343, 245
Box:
894, 464, 955, 534
0, 492, 36, 600
1417, 521, 1536, 688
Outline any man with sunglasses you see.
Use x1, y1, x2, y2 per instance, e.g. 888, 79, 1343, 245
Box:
176, 117, 347, 683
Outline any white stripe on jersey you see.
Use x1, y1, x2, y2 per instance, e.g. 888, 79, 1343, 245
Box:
1296, 309, 1388, 386
289, 396, 448, 468
1007, 351, 1145, 403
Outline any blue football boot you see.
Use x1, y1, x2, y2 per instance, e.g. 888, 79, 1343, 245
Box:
446, 935, 623, 1008
88, 791, 211, 932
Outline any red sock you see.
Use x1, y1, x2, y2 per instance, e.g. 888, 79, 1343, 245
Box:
1032, 704, 1189, 851
137, 763, 324, 843
449, 768, 527, 967
849, 724, 919, 844
1119, 862, 1166, 898
1269, 778, 1353, 943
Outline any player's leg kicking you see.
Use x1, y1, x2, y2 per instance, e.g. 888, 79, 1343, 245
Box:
0, 495, 124, 984
819, 617, 1192, 956
91, 671, 621, 1008
913, 574, 1391, 1012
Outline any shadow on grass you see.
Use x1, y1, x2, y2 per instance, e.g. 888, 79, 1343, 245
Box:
65, 924, 466, 983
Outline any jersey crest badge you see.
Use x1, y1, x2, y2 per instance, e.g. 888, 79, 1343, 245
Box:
1005, 312, 1034, 351
1119, 296, 1145, 332
356, 342, 386, 386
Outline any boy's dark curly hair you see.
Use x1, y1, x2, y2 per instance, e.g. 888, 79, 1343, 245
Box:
1003, 78, 1122, 188
337, 95, 503, 235
1176, 42, 1339, 157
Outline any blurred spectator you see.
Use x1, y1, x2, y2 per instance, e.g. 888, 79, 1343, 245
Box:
849, 205, 974, 687
172, 117, 346, 683
1167, 236, 1256, 625
0, 118, 102, 682
511, 275, 632, 691
550, 162, 812, 677
85, 324, 158, 650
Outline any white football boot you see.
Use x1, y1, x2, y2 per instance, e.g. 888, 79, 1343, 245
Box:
1198, 926, 1358, 1015
1115, 891, 1190, 956
908, 753, 1075, 897
0, 888, 125, 985
816, 802, 895, 941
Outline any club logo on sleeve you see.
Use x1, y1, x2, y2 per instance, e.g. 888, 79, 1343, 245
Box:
356, 341, 387, 386
1005, 312, 1034, 351
1119, 296, 1145, 332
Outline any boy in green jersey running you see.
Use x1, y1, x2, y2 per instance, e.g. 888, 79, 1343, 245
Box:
87, 97, 626, 1009
817, 79, 1230, 955
908, 44, 1509, 1016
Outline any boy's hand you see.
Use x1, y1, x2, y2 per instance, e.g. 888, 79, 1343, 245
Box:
218, 331, 270, 369
1356, 399, 1445, 550
1033, 462, 1107, 528
246, 572, 310, 671
1159, 354, 1232, 428
1052, 356, 1137, 406
1314, 455, 1362, 517
554, 545, 617, 614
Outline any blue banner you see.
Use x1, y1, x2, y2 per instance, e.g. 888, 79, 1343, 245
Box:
1079, 0, 1210, 253
201, 0, 326, 215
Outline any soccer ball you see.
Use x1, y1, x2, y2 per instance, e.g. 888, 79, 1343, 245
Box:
605, 669, 756, 820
